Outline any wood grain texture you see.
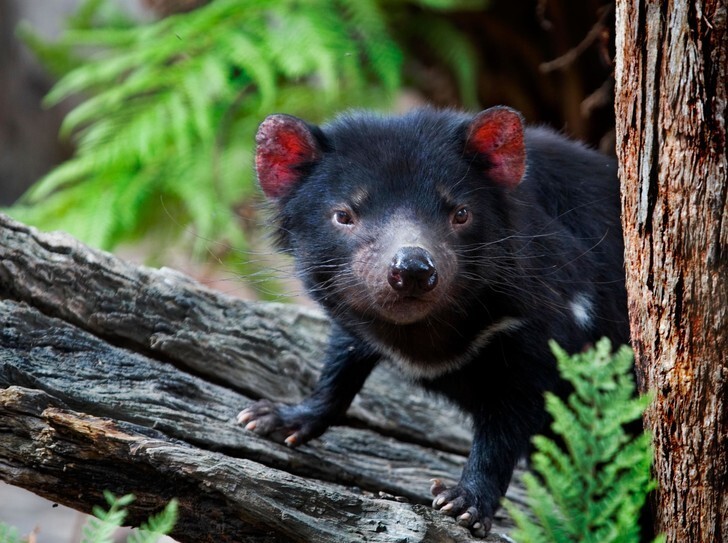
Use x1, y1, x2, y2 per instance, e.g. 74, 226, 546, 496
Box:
0, 213, 524, 542
615, 1, 727, 541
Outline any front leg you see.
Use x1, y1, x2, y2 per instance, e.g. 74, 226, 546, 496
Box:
431, 414, 533, 537
430, 348, 553, 537
237, 325, 380, 447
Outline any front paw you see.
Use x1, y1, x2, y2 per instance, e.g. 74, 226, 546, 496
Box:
236, 399, 323, 447
430, 479, 493, 538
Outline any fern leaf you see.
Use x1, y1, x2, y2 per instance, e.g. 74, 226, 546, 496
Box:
408, 14, 480, 107
503, 339, 657, 543
413, 0, 489, 9
12, 0, 406, 263
225, 34, 277, 111
81, 492, 134, 543
66, 0, 106, 30
45, 51, 145, 107
521, 472, 570, 543
340, 0, 403, 93
128, 499, 179, 543
0, 523, 22, 543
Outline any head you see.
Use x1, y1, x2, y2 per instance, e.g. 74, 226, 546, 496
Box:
255, 107, 527, 326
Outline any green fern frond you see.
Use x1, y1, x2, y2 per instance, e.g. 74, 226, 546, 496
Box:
224, 34, 277, 111
408, 13, 481, 107
521, 472, 569, 542
503, 339, 659, 543
530, 435, 584, 512
1, 495, 179, 543
15, 0, 126, 77
128, 499, 179, 543
16, 22, 83, 77
0, 523, 22, 543
65, 0, 105, 29
341, 0, 403, 93
8, 0, 488, 287
10, 0, 405, 259
81, 492, 134, 543
413, 0, 490, 9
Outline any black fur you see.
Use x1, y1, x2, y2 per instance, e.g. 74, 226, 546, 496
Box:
239, 107, 629, 536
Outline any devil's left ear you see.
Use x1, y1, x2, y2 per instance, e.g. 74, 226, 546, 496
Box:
255, 114, 322, 200
465, 106, 526, 189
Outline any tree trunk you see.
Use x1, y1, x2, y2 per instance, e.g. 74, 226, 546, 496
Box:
614, 2, 727, 542
0, 213, 522, 542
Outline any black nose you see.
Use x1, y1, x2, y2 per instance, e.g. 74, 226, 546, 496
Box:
388, 246, 438, 295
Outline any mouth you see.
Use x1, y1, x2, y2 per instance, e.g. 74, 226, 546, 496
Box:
337, 284, 439, 325
373, 294, 438, 325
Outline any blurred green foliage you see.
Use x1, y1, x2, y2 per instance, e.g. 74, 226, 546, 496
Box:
83, 491, 178, 543
7, 0, 484, 288
0, 491, 178, 543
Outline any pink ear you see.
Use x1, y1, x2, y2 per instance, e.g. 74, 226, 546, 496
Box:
255, 114, 321, 199
466, 107, 526, 189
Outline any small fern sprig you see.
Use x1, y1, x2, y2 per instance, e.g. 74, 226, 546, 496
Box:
0, 523, 22, 543
0, 493, 177, 543
503, 338, 661, 543
128, 499, 179, 543
81, 491, 135, 543
79, 491, 178, 543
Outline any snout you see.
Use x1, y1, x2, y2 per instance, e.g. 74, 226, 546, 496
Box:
388, 246, 438, 296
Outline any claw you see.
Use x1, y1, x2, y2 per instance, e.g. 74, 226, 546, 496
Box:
428, 482, 493, 538
235, 399, 321, 449
429, 478, 447, 496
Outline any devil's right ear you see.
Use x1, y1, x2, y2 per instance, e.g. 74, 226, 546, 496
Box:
255, 114, 322, 200
465, 106, 526, 189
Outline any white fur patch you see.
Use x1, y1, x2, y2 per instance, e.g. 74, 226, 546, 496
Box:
379, 316, 525, 379
569, 293, 594, 330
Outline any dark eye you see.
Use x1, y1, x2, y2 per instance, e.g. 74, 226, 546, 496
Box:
333, 210, 354, 226
452, 206, 470, 226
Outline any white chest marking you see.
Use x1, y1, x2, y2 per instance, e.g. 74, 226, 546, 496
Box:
378, 316, 526, 380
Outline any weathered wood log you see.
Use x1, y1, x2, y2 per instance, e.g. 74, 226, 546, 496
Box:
0, 213, 523, 542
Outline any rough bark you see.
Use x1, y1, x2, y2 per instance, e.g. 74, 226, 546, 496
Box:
614, 1, 727, 542
0, 213, 523, 542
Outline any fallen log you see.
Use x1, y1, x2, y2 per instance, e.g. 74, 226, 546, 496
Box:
0, 213, 523, 542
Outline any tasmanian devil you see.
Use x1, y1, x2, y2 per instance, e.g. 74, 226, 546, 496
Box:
237, 106, 629, 537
